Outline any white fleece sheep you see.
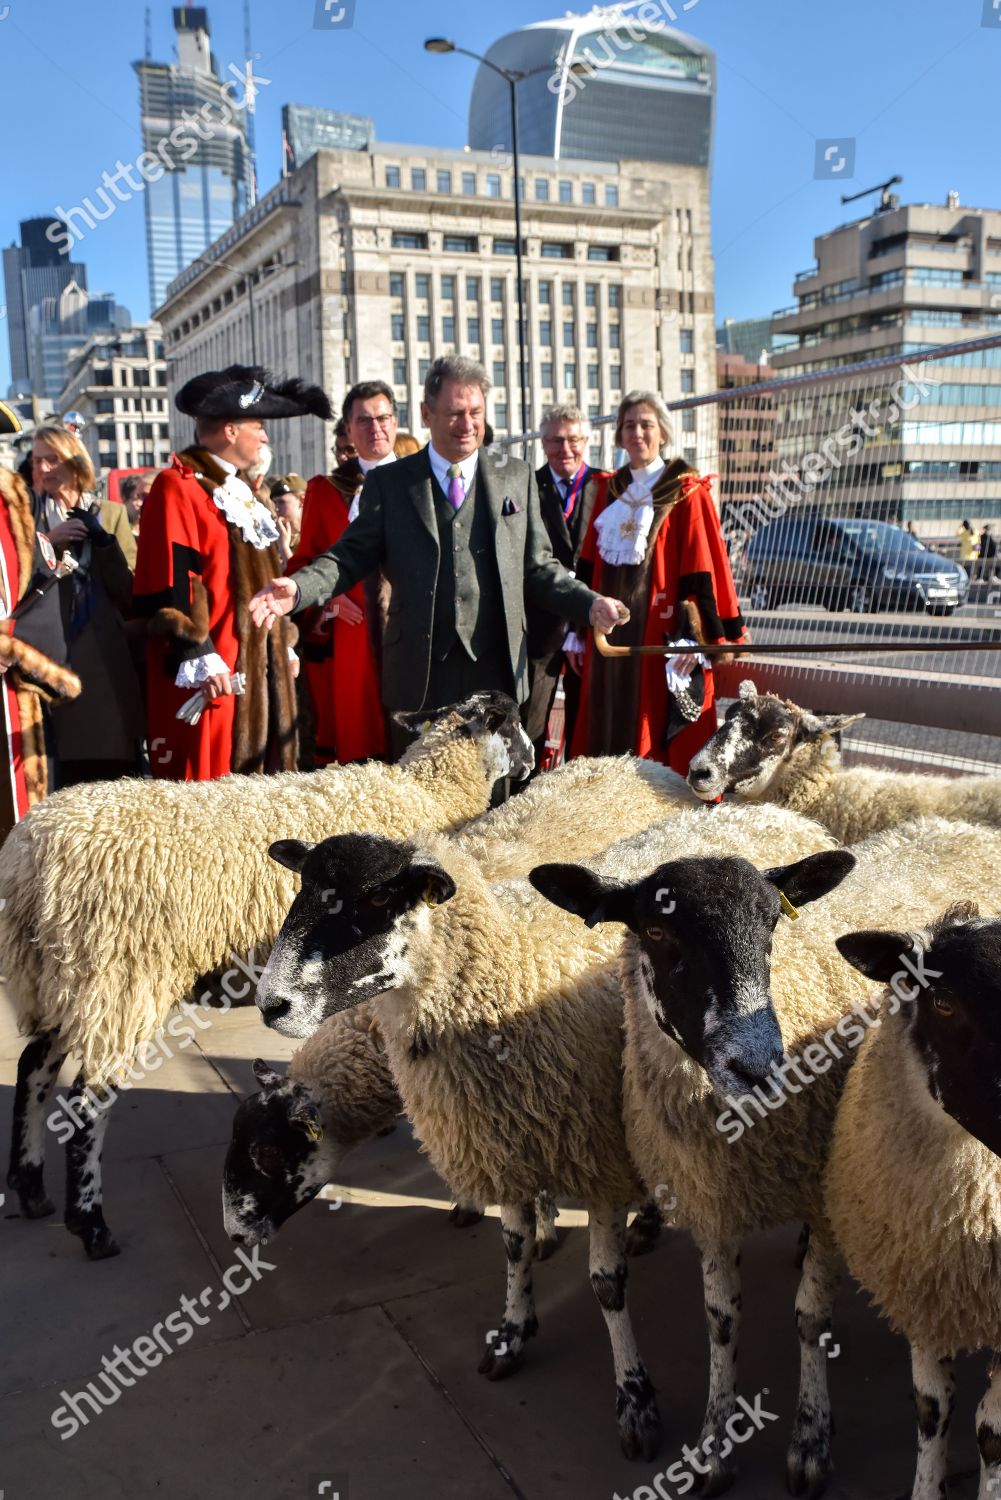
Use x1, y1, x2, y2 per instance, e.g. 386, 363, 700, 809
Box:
533, 814, 1001, 1496
828, 903, 1001, 1500
688, 680, 1001, 843
2, 691, 534, 1260
254, 801, 838, 1462
221, 1002, 559, 1253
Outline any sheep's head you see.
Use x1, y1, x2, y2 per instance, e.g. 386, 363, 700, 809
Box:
837, 904, 1001, 1159
395, 690, 534, 787
687, 680, 864, 802
256, 833, 456, 1038
531, 849, 856, 1101
222, 1061, 330, 1246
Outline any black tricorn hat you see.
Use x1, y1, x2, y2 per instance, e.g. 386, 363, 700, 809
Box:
0, 399, 22, 437
176, 364, 333, 423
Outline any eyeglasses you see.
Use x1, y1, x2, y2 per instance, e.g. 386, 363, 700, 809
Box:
543, 435, 587, 448
353, 413, 395, 429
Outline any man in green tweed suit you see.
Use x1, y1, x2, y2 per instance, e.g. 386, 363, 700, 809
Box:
250, 355, 626, 749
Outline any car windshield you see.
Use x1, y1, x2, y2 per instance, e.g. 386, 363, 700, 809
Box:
839, 521, 926, 556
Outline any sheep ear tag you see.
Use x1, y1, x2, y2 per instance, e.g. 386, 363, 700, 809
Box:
778, 890, 800, 922
305, 1120, 323, 1142
424, 879, 438, 908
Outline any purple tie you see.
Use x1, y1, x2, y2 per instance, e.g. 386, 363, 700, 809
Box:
447, 463, 464, 511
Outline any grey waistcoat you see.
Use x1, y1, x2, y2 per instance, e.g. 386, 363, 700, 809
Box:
431, 469, 505, 661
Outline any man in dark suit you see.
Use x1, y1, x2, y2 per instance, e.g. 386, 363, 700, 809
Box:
524, 404, 606, 766
249, 356, 626, 757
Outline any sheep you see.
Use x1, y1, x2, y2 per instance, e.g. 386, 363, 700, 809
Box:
252, 802, 839, 1461
829, 905, 1001, 1500
531, 814, 1001, 1496
687, 679, 1001, 844
221, 1002, 558, 1256
3, 690, 534, 1261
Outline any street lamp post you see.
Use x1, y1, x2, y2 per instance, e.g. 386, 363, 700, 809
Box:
425, 39, 566, 436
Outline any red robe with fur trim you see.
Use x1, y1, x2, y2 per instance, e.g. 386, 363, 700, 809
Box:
570, 463, 746, 775
287, 466, 386, 764
134, 450, 298, 781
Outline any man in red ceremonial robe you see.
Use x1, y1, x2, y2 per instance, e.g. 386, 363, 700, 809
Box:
570, 392, 747, 776
134, 365, 332, 781
287, 380, 398, 764
0, 403, 82, 839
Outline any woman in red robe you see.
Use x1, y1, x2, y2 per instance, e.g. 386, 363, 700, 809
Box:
569, 390, 747, 776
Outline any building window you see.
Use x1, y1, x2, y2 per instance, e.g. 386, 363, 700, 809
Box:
442, 315, 456, 342
587, 245, 619, 262
393, 358, 407, 383
609, 323, 620, 348
682, 409, 697, 431
417, 315, 430, 341
392, 231, 428, 250
493, 359, 506, 384
411, 167, 426, 191
491, 277, 504, 302
467, 316, 481, 342
493, 238, 519, 256
386, 165, 401, 188
608, 285, 621, 309
680, 327, 694, 353
495, 402, 508, 429
586, 323, 598, 347
535, 178, 550, 201
582, 181, 596, 205
391, 313, 405, 340
539, 319, 552, 345
461, 171, 476, 195
588, 403, 600, 418
559, 179, 573, 204
97, 423, 116, 441
562, 322, 575, 347
486, 173, 501, 198
610, 363, 622, 387
491, 317, 504, 343
437, 169, 452, 193
466, 275, 480, 301
538, 280, 552, 305
542, 241, 573, 259
562, 283, 575, 306
418, 358, 430, 380
588, 365, 599, 389
444, 234, 477, 254
441, 274, 456, 301
605, 184, 619, 206
398, 402, 410, 428
563, 363, 576, 388
681, 369, 695, 393
390, 271, 404, 298
541, 361, 553, 387
585, 283, 598, 307
415, 273, 430, 300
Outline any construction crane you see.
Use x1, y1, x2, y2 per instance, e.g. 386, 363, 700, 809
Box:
243, 0, 258, 207
841, 175, 902, 213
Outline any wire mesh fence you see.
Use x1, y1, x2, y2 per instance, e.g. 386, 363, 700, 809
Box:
501, 334, 1001, 774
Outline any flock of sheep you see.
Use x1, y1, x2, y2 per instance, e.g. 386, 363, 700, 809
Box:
3, 681, 1001, 1500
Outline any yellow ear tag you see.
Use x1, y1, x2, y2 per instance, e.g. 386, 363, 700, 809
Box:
305, 1120, 323, 1142
424, 880, 438, 908
779, 891, 800, 922
422, 720, 431, 731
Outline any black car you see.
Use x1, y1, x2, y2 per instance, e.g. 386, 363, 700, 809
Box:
741, 513, 969, 615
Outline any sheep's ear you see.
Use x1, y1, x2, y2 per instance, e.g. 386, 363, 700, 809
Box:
737, 679, 758, 702
763, 850, 856, 911
797, 710, 865, 742
835, 928, 914, 981
530, 864, 634, 928
269, 839, 314, 873
392, 707, 437, 736
392, 859, 456, 911
252, 1058, 285, 1089
288, 1091, 324, 1141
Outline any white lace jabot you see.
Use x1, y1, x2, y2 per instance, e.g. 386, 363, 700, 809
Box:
211, 471, 279, 550
594, 457, 667, 566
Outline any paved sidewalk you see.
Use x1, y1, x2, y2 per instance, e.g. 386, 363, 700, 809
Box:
0, 993, 986, 1500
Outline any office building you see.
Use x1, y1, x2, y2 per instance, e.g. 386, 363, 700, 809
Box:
156, 141, 716, 478
467, 5, 715, 168
771, 196, 1001, 524
716, 316, 776, 365
58, 323, 171, 477
135, 6, 254, 311
27, 281, 132, 402
3, 217, 88, 395
282, 104, 375, 173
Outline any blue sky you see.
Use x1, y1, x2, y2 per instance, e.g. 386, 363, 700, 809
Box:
1, 0, 998, 394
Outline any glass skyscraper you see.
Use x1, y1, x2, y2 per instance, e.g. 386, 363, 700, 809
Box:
3, 217, 88, 395
135, 6, 253, 311
468, 5, 715, 168
282, 104, 375, 173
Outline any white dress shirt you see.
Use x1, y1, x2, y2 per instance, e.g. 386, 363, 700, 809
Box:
427, 443, 479, 503
349, 449, 396, 520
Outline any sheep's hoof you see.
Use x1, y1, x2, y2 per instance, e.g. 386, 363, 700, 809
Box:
8, 1166, 56, 1219
616, 1366, 661, 1461
697, 1457, 738, 1497
535, 1229, 560, 1262
22, 1193, 57, 1220
84, 1229, 121, 1261
448, 1203, 484, 1229
477, 1317, 536, 1379
786, 1429, 832, 1498
478, 1344, 524, 1381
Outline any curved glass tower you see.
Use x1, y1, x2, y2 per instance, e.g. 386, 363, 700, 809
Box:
468, 6, 715, 167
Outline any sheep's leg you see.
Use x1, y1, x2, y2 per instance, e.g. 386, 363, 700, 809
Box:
626, 1196, 663, 1257
534, 1190, 559, 1261
63, 1075, 120, 1260
478, 1201, 537, 1380
910, 1347, 955, 1500
786, 1231, 840, 1498
697, 1237, 742, 1495
976, 1357, 1001, 1500
7, 1030, 65, 1218
590, 1204, 661, 1463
